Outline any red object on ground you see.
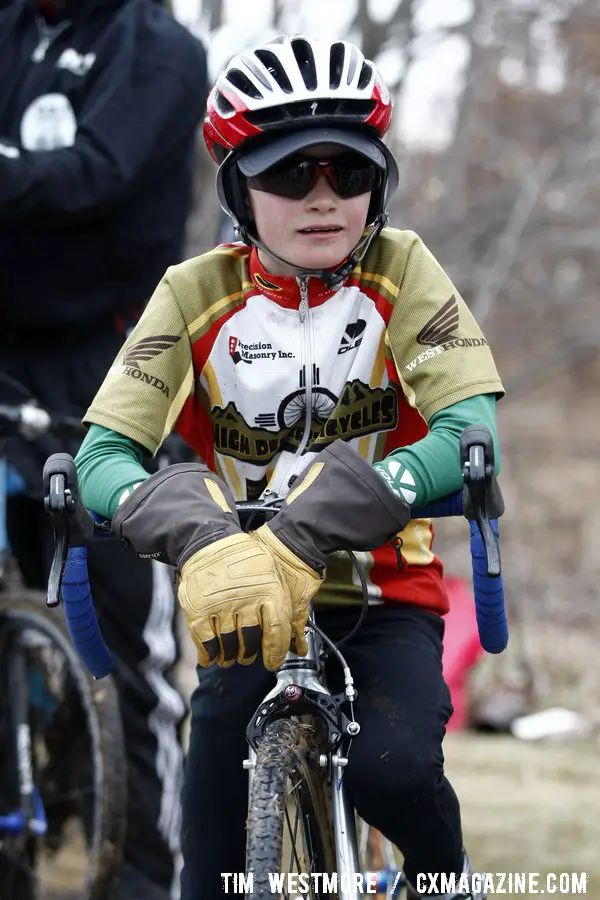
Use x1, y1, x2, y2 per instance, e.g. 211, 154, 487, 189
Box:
442, 576, 484, 731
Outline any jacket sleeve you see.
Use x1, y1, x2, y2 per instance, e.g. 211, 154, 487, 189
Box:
0, 43, 207, 223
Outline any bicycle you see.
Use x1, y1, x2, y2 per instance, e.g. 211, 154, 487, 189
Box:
43, 425, 506, 900
0, 387, 126, 900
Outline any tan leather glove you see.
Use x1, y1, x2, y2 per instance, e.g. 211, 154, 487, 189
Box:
251, 440, 412, 654
111, 462, 294, 671
251, 526, 321, 658
178, 532, 294, 671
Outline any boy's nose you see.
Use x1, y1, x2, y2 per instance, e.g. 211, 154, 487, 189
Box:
305, 174, 338, 210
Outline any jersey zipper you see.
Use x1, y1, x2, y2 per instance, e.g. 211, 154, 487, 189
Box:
296, 277, 313, 458
267, 277, 313, 497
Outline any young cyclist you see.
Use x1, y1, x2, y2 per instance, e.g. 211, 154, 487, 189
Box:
74, 36, 504, 898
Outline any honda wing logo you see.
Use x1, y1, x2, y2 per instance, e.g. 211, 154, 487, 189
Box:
416, 296, 459, 346
406, 295, 488, 372
109, 335, 181, 398
123, 335, 181, 368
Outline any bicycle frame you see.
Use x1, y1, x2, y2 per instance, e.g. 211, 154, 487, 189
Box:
0, 621, 48, 842
0, 442, 48, 843
0, 398, 87, 849
244, 612, 399, 900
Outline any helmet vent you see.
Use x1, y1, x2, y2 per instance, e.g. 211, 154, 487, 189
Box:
254, 49, 294, 93
227, 68, 263, 100
357, 61, 374, 90
243, 57, 275, 92
291, 38, 317, 91
245, 98, 376, 128
346, 45, 360, 84
329, 42, 345, 89
215, 91, 235, 115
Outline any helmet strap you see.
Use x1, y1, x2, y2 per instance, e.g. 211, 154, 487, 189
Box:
236, 213, 388, 289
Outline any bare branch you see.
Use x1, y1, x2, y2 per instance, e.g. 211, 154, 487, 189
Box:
272, 0, 283, 30
208, 0, 224, 32
350, 0, 415, 64
470, 151, 559, 328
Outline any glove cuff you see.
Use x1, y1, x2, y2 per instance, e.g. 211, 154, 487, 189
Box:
267, 439, 411, 570
112, 463, 241, 568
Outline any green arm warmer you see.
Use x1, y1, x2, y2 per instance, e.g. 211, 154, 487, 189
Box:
76, 394, 500, 519
372, 393, 500, 507
75, 424, 150, 519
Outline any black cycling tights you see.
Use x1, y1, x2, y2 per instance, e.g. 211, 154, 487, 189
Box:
181, 604, 464, 899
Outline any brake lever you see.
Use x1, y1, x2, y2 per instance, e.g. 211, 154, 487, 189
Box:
44, 472, 70, 608
43, 453, 95, 607
460, 425, 504, 578
47, 530, 68, 608
473, 509, 501, 577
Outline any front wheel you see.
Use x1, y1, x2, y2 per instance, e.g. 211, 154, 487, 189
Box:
245, 718, 336, 899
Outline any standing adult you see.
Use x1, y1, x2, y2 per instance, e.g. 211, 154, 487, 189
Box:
0, 1, 208, 896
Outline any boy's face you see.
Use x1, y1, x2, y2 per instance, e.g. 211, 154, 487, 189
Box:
247, 145, 373, 277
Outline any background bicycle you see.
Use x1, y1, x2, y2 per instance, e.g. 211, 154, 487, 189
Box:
43, 425, 505, 900
0, 385, 126, 900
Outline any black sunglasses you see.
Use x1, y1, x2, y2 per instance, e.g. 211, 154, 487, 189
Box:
246, 153, 382, 201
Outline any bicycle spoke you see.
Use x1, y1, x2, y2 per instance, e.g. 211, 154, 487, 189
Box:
284, 796, 303, 874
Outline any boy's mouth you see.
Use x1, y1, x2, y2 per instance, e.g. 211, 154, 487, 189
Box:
298, 225, 343, 234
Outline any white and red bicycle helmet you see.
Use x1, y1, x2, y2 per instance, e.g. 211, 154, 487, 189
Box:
204, 35, 399, 284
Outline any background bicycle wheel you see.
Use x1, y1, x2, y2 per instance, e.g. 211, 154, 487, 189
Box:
0, 590, 126, 900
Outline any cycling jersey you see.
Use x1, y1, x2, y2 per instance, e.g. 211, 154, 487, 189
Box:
85, 227, 504, 613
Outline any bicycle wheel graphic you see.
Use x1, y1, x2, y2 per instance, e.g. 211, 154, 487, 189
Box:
277, 388, 337, 429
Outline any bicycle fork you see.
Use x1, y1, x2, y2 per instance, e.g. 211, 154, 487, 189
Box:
244, 624, 366, 900
331, 762, 363, 900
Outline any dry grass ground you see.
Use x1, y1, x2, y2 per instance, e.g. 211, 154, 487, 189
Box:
444, 732, 599, 898
178, 618, 600, 898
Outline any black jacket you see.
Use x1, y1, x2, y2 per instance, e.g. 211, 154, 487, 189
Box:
0, 0, 207, 333
0, 0, 207, 490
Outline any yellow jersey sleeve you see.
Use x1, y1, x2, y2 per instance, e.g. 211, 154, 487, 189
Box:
383, 230, 504, 421
84, 272, 194, 453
